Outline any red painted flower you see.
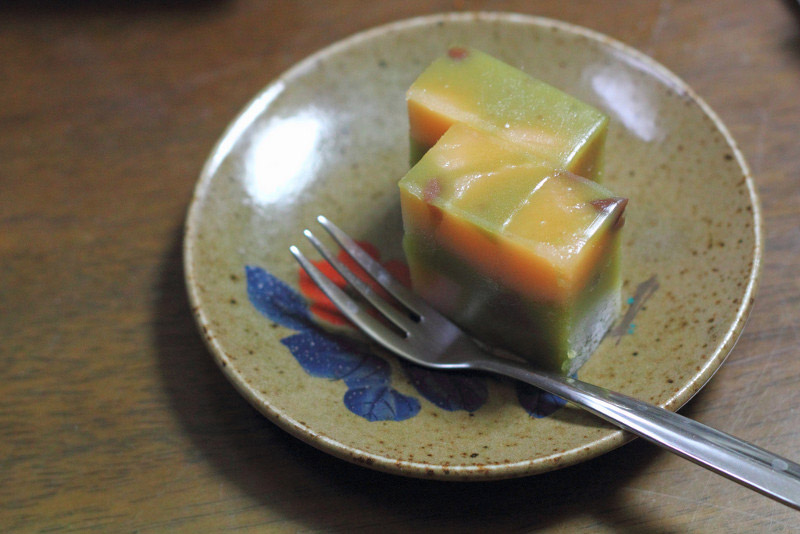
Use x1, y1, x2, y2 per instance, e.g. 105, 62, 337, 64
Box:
298, 240, 410, 327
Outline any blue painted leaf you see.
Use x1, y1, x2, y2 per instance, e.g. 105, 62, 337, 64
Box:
281, 330, 389, 386
344, 385, 421, 422
245, 264, 423, 422
402, 362, 488, 412
516, 382, 567, 418
246, 265, 312, 331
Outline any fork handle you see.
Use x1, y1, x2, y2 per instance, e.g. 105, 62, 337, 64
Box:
476, 358, 800, 510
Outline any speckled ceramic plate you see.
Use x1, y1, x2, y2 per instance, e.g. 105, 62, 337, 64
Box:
184, 12, 761, 480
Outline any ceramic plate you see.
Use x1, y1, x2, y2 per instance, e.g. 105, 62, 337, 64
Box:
184, 12, 761, 480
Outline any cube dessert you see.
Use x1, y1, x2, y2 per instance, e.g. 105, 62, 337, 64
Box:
406, 46, 608, 181
399, 124, 626, 374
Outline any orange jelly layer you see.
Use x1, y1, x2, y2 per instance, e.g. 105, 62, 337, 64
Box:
406, 46, 608, 180
399, 124, 625, 305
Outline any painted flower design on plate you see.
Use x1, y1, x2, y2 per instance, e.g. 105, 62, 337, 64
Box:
245, 239, 568, 422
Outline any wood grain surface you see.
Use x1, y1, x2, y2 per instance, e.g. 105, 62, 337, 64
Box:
3, 1, 800, 531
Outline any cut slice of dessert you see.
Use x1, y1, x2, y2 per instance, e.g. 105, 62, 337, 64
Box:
406, 46, 608, 181
398, 124, 626, 374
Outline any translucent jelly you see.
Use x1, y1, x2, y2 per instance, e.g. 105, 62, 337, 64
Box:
406, 46, 608, 181
399, 124, 626, 374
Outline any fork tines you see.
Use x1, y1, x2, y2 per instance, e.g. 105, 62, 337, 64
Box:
289, 215, 423, 346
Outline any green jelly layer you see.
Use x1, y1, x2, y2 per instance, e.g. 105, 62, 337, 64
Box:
403, 232, 622, 375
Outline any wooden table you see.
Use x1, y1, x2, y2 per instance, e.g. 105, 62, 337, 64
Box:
3, 1, 800, 530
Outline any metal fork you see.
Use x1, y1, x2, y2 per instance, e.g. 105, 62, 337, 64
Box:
290, 215, 800, 510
